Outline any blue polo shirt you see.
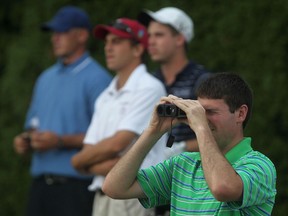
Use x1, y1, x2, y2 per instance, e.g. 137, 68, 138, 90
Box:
25, 52, 112, 178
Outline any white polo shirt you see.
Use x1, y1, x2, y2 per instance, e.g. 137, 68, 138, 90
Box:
84, 64, 167, 191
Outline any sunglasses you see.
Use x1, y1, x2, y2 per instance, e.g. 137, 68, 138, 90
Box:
110, 20, 144, 43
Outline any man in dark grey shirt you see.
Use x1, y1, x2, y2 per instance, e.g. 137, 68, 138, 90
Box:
139, 7, 210, 156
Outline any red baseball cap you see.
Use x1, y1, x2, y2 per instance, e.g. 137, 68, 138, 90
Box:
93, 18, 148, 49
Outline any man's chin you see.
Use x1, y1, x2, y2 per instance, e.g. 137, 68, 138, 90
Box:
150, 56, 165, 64
54, 52, 67, 58
106, 65, 117, 72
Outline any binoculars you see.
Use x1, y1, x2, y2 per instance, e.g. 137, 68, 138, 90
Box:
157, 104, 186, 118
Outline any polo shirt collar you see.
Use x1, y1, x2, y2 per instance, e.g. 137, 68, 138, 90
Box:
57, 52, 90, 70
155, 61, 194, 83
193, 137, 253, 163
106, 64, 146, 94
225, 137, 253, 164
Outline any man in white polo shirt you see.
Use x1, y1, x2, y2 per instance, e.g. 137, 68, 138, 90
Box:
72, 18, 167, 216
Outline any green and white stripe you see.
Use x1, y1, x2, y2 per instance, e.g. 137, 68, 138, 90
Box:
138, 137, 277, 215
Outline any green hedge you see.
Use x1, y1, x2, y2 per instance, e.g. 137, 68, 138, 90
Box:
1, 0, 287, 215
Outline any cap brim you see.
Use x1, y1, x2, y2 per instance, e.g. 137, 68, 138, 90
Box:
93, 25, 133, 40
41, 22, 55, 32
41, 23, 50, 31
138, 10, 172, 27
137, 11, 153, 26
40, 21, 69, 32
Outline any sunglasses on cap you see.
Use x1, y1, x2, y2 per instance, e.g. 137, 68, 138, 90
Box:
110, 20, 142, 43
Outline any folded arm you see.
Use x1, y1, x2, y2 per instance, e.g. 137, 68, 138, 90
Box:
87, 157, 120, 176
71, 130, 137, 174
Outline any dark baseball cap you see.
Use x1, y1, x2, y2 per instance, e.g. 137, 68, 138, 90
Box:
41, 6, 92, 32
93, 18, 148, 48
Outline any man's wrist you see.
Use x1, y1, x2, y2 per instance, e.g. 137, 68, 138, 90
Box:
57, 136, 64, 148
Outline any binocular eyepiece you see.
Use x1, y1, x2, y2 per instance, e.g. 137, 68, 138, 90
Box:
157, 104, 186, 118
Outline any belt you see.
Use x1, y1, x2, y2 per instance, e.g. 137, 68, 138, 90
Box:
36, 174, 76, 185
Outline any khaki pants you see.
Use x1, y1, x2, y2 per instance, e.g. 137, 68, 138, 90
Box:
92, 191, 155, 216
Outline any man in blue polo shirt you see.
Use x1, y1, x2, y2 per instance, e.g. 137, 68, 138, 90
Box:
13, 6, 111, 216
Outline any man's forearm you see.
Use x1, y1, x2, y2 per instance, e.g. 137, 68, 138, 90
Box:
72, 131, 137, 171
59, 134, 85, 148
71, 144, 115, 171
87, 157, 120, 176
102, 129, 162, 199
185, 138, 199, 152
196, 126, 243, 201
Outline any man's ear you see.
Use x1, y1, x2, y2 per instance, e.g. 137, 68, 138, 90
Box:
78, 29, 89, 44
175, 34, 186, 47
133, 44, 145, 58
237, 104, 248, 124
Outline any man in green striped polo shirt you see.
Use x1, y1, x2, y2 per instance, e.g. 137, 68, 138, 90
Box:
102, 73, 277, 215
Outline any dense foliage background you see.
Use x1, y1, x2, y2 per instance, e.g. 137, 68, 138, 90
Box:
1, 0, 287, 215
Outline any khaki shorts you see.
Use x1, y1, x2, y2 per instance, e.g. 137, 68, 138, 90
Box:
92, 191, 155, 216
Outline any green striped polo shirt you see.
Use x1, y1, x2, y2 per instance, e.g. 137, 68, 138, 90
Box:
137, 137, 277, 215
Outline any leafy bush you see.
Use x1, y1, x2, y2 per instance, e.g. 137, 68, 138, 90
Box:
1, 0, 287, 215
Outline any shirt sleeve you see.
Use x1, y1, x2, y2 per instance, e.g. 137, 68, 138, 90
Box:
83, 102, 99, 145
227, 153, 277, 212
24, 76, 42, 129
137, 158, 173, 208
85, 67, 111, 117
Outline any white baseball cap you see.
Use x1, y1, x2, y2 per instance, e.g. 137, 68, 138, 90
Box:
138, 7, 194, 43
